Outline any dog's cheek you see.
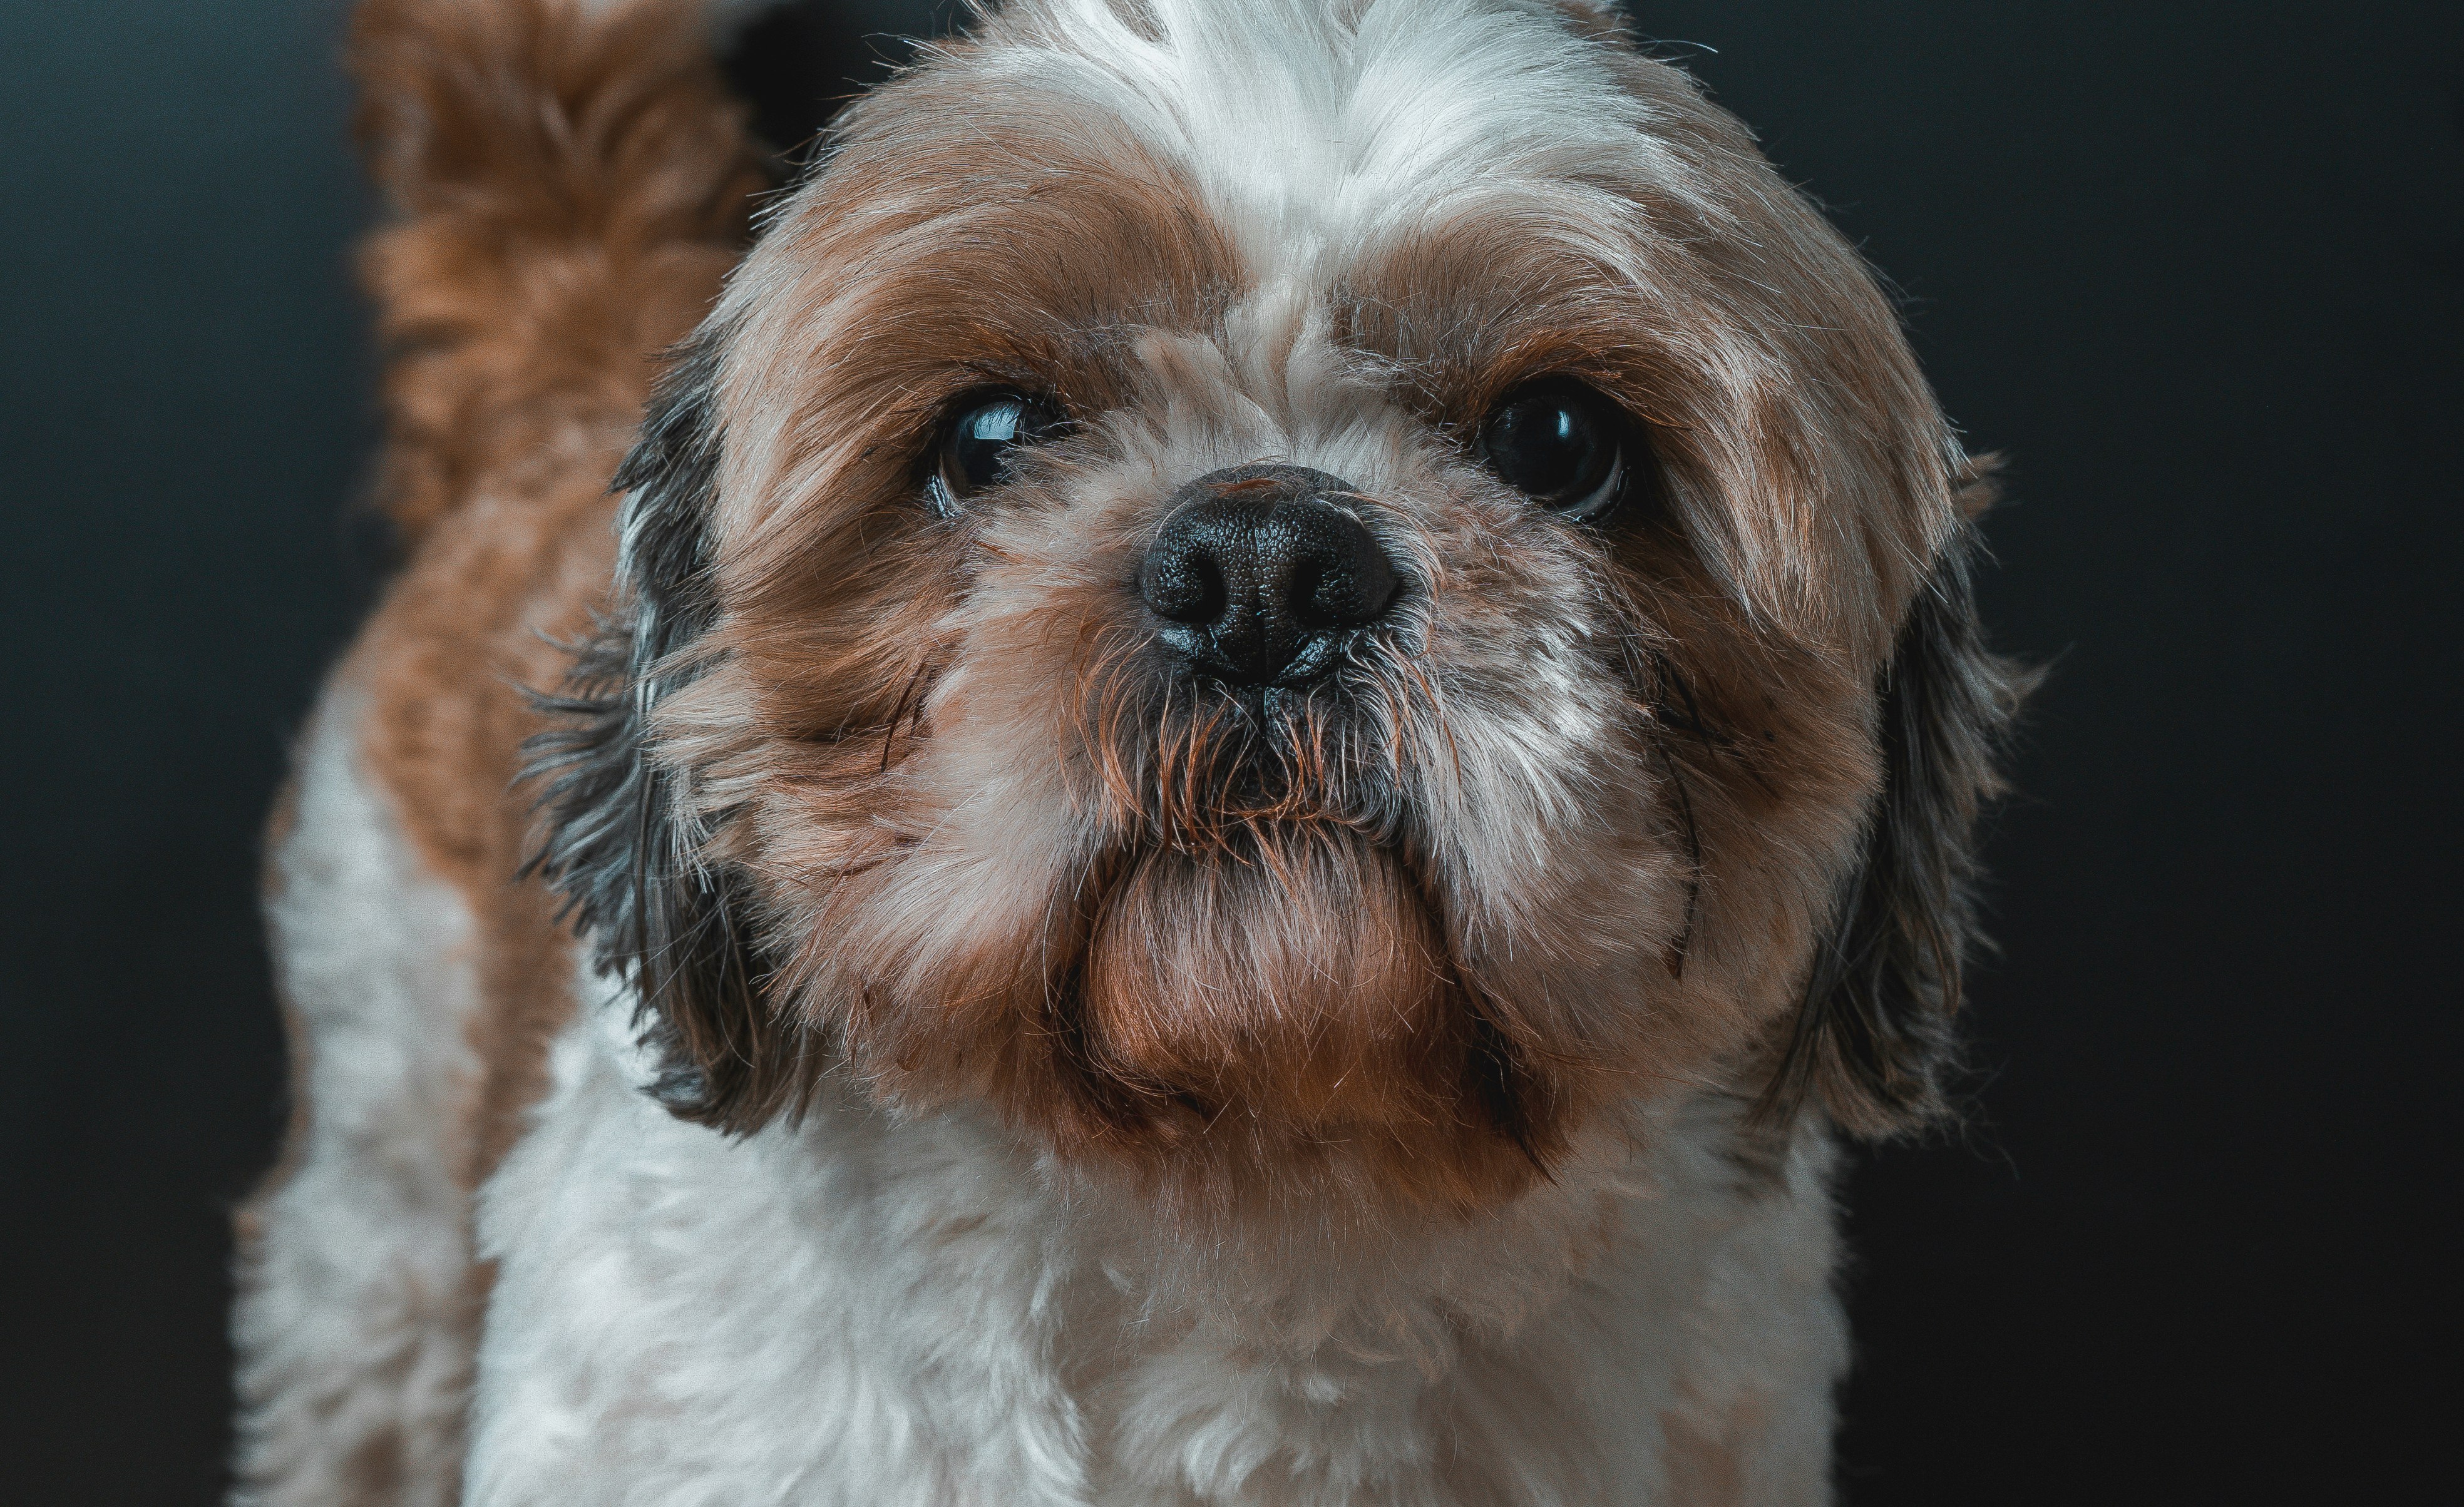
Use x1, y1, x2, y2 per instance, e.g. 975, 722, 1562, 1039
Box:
756, 705, 1091, 1108
1395, 500, 1694, 1060
1402, 500, 1889, 1117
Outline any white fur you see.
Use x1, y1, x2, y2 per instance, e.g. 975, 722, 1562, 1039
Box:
230, 685, 486, 1506
461, 967, 1844, 1504
983, 0, 1688, 290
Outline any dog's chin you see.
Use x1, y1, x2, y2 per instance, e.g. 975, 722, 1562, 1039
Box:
1042, 825, 1548, 1218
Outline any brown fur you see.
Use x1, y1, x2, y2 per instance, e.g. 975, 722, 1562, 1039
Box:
342, 0, 761, 1185
351, 0, 763, 545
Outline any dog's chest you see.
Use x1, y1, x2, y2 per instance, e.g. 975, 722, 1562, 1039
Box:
461, 983, 1842, 1506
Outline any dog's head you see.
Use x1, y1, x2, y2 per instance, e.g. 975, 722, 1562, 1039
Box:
533, 0, 2020, 1219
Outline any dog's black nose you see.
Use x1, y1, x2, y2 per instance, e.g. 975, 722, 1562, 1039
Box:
1139, 464, 1400, 686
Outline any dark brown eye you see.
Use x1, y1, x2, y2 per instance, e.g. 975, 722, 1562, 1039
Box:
932, 390, 1066, 509
1476, 381, 1637, 522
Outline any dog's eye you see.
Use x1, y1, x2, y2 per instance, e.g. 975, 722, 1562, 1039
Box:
1476, 382, 1639, 523
933, 390, 1066, 508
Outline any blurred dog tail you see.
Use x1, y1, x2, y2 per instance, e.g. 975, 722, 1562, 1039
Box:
349, 0, 762, 546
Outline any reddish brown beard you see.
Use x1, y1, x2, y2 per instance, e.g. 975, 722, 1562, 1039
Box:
1024, 656, 1558, 1216
1028, 820, 1549, 1219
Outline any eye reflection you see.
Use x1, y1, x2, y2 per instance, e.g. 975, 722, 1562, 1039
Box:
1475, 382, 1643, 523
933, 390, 1066, 511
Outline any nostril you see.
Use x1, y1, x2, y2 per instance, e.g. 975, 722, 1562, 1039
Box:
1298, 531, 1396, 628
1142, 550, 1224, 626
1288, 563, 1330, 626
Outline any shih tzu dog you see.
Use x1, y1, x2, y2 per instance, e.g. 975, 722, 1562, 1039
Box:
230, 1, 2021, 1502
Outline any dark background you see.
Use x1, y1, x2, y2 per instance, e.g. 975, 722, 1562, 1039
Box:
4, 1, 2457, 1501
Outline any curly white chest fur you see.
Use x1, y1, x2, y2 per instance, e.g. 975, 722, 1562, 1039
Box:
463, 966, 1845, 1506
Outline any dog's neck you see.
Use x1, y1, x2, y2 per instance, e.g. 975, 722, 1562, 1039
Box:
461, 943, 1846, 1501
573, 958, 1815, 1369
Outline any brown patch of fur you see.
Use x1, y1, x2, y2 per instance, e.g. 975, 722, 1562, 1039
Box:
342, 0, 759, 1187
1538, 0, 1640, 48
351, 0, 762, 547
338, 1428, 409, 1506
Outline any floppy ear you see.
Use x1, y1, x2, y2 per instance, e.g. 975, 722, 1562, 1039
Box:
525, 331, 816, 1131
1757, 477, 2030, 1138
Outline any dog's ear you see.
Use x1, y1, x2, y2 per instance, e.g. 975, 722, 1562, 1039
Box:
1757, 470, 2029, 1138
526, 331, 813, 1131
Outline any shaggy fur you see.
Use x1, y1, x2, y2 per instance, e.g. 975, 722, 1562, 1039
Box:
233, 1, 2022, 1501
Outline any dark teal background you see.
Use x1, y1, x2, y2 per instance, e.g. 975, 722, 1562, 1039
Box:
3, 2, 2456, 1500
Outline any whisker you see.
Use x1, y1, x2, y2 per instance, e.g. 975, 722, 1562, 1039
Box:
1395, 653, 1460, 787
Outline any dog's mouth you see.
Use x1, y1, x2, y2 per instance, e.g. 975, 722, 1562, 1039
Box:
1036, 819, 1546, 1206
1077, 644, 1419, 847
1022, 662, 1556, 1203
783, 596, 1574, 1209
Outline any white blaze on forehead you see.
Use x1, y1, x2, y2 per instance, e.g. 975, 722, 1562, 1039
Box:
1119, 278, 1412, 482
990, 0, 1677, 285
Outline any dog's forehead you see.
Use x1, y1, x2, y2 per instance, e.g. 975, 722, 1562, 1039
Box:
717, 2, 1697, 496
717, 0, 1949, 646
970, 0, 1673, 295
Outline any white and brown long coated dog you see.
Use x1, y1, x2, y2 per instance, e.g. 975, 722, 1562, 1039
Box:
230, 1, 2021, 1501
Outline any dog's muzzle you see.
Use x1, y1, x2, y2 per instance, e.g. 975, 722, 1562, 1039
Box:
1139, 464, 1400, 687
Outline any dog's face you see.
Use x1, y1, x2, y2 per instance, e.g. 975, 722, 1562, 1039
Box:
536, 0, 2018, 1220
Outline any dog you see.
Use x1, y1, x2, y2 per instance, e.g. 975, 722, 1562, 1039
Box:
229, 1, 2021, 1501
